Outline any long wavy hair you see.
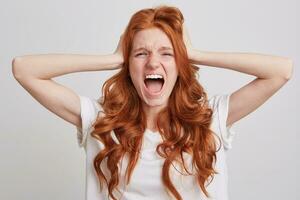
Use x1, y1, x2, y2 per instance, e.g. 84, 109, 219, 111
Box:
91, 5, 221, 200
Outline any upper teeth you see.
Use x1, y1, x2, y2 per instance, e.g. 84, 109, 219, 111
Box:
145, 74, 163, 79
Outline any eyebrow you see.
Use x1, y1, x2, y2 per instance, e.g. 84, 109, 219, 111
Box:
132, 46, 173, 53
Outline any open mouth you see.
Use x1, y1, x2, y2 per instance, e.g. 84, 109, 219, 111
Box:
144, 75, 165, 94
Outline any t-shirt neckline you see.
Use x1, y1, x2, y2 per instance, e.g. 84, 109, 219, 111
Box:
144, 128, 162, 141
145, 128, 159, 134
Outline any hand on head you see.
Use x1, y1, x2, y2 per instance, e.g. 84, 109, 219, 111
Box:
182, 23, 195, 60
113, 33, 124, 69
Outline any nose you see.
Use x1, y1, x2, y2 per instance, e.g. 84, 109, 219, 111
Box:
146, 53, 161, 70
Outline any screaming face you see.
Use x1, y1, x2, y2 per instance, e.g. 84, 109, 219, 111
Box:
129, 27, 178, 110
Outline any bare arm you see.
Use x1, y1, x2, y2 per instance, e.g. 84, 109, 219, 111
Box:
183, 24, 294, 126
190, 51, 293, 127
12, 35, 124, 129
189, 51, 293, 80
12, 53, 123, 80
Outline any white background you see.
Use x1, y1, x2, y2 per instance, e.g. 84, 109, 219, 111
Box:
1, 0, 299, 199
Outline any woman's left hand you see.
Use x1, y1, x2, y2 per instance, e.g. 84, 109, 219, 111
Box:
182, 23, 195, 61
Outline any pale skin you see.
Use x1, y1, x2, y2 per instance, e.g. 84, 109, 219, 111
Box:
12, 24, 294, 133
129, 28, 179, 132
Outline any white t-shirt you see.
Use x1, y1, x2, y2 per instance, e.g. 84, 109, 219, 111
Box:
76, 94, 236, 200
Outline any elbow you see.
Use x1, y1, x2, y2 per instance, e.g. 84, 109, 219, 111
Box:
278, 58, 294, 81
284, 58, 294, 81
12, 56, 25, 80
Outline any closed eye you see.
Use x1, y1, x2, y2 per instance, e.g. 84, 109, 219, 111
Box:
135, 52, 147, 57
135, 52, 173, 57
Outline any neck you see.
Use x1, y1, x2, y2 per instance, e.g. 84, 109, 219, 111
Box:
142, 102, 166, 132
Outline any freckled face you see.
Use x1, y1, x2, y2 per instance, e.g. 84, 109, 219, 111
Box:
129, 27, 178, 108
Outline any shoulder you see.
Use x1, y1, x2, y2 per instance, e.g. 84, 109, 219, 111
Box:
76, 95, 103, 148
208, 94, 231, 113
78, 95, 103, 124
207, 94, 237, 150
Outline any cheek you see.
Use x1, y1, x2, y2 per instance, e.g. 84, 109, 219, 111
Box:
129, 65, 142, 77
171, 72, 178, 84
129, 58, 146, 74
129, 65, 143, 88
167, 65, 178, 81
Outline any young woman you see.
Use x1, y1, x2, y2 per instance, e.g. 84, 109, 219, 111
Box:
12, 5, 293, 200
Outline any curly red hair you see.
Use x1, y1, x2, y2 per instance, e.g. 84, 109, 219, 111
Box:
91, 5, 221, 200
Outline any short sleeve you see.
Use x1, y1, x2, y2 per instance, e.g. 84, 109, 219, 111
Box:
208, 94, 237, 150
76, 95, 102, 148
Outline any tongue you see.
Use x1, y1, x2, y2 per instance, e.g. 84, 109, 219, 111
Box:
145, 80, 163, 93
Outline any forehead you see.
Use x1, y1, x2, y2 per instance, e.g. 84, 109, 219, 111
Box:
132, 28, 173, 50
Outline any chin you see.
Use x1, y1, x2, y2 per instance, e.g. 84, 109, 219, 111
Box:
142, 98, 168, 108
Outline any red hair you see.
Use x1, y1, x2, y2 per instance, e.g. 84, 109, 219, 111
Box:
91, 5, 221, 200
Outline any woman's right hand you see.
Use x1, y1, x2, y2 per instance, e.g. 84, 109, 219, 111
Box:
113, 34, 124, 69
